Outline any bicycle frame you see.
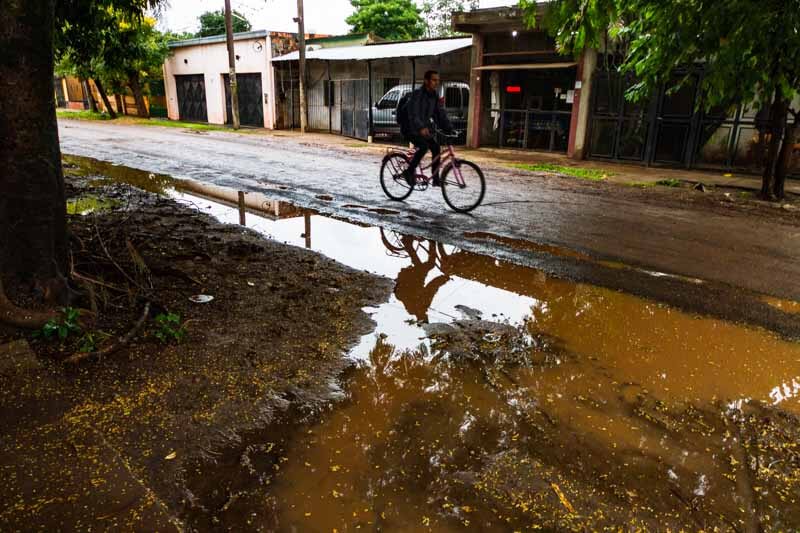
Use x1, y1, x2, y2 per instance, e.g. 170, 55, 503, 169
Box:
390, 141, 467, 187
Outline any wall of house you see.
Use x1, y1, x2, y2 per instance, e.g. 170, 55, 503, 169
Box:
278, 48, 472, 134
164, 36, 274, 128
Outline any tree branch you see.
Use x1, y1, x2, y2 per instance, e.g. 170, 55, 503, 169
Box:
64, 301, 151, 364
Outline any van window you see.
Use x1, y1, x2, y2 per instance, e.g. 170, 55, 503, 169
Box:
461, 87, 469, 108
378, 90, 399, 110
445, 86, 461, 108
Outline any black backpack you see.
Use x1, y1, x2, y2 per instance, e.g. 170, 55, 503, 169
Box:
395, 91, 412, 130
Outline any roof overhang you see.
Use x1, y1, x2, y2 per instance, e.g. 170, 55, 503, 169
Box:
473, 62, 577, 71
168, 30, 269, 49
272, 37, 472, 62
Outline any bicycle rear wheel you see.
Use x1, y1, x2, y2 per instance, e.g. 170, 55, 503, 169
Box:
441, 159, 485, 213
380, 152, 414, 201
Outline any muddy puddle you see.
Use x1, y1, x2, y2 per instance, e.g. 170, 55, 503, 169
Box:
68, 155, 800, 530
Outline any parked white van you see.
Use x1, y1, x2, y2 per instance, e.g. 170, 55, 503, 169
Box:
372, 81, 470, 137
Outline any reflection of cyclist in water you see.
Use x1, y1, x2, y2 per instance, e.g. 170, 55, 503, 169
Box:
392, 235, 450, 323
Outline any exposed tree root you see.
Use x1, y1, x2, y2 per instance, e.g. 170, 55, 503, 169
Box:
64, 302, 151, 364
0, 279, 59, 329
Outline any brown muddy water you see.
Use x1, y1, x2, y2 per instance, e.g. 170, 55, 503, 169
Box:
74, 156, 800, 530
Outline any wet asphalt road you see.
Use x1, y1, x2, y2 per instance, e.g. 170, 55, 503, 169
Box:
58, 121, 800, 332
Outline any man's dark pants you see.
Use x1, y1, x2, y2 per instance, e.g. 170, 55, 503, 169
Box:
407, 134, 442, 179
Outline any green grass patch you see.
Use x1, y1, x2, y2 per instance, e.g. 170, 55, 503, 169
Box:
57, 110, 255, 133
655, 178, 683, 187
56, 109, 113, 121
512, 163, 612, 181
66, 195, 120, 215
138, 118, 235, 132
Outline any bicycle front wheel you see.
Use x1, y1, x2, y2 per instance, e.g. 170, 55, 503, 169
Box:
441, 159, 486, 213
380, 152, 414, 201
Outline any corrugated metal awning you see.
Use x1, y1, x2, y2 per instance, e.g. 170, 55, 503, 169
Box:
473, 62, 578, 70
272, 37, 472, 62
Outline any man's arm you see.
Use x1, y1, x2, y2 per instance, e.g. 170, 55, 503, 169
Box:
408, 90, 427, 134
434, 99, 454, 133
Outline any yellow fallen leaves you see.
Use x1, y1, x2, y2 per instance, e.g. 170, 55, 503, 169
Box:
551, 483, 576, 514
164, 451, 177, 460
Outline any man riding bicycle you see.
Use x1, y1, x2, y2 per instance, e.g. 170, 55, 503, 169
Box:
399, 70, 454, 187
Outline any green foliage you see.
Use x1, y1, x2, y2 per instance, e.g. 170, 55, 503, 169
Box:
655, 179, 682, 188
55, 4, 169, 106
55, 1, 167, 77
421, 0, 478, 38
522, 0, 800, 114
512, 163, 611, 181
77, 332, 110, 353
93, 14, 170, 95
346, 0, 425, 41
164, 31, 197, 42
197, 9, 252, 38
33, 308, 82, 342
153, 313, 186, 344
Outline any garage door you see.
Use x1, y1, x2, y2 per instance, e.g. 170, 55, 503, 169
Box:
175, 74, 208, 122
224, 73, 264, 127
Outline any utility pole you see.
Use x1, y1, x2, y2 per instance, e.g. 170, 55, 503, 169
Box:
294, 0, 307, 133
224, 0, 241, 130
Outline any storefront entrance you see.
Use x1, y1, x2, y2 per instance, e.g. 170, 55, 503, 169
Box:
479, 66, 577, 152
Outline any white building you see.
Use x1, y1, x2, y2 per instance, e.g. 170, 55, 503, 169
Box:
163, 30, 302, 129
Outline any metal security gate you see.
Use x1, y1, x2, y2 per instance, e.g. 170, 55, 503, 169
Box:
175, 74, 208, 122
224, 73, 264, 127
340, 79, 370, 140
587, 68, 799, 176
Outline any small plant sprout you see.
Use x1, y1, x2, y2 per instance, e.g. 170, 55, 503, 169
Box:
33, 307, 82, 341
154, 312, 187, 344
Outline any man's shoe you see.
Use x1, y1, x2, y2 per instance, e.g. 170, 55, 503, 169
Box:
432, 175, 441, 187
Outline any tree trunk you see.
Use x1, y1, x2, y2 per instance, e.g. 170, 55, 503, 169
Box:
115, 93, 125, 116
773, 118, 797, 200
760, 96, 788, 200
83, 79, 98, 112
128, 75, 149, 119
0, 1, 68, 294
93, 78, 117, 119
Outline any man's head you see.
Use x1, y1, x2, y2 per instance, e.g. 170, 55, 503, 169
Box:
423, 70, 440, 93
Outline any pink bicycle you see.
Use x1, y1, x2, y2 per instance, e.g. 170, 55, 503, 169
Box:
379, 131, 486, 213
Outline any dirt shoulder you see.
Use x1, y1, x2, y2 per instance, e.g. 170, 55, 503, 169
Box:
0, 165, 390, 530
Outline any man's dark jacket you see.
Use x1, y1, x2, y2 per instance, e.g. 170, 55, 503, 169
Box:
402, 86, 454, 137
